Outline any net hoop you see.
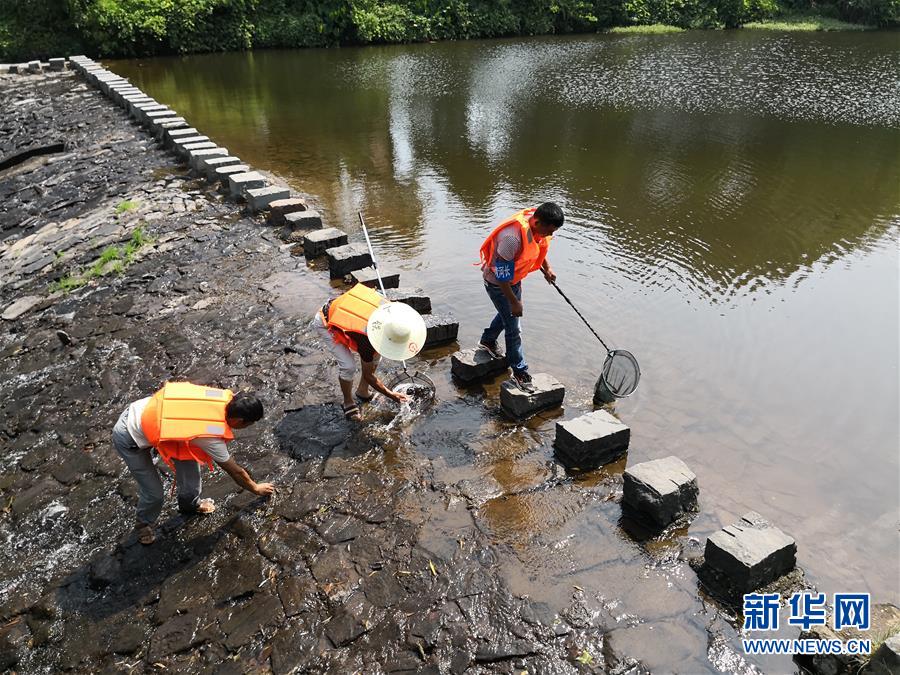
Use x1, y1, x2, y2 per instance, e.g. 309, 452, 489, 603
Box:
600, 349, 641, 398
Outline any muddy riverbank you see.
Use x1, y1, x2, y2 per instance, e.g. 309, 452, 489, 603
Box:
0, 68, 664, 674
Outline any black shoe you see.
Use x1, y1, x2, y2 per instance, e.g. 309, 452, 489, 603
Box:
478, 340, 503, 359
512, 369, 536, 393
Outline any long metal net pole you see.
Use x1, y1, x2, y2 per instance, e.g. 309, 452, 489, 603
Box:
548, 279, 611, 353
358, 211, 408, 375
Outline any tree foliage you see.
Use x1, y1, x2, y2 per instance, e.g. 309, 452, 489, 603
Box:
0, 0, 893, 61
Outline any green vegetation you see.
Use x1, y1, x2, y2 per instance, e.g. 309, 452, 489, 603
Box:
744, 11, 873, 28
115, 198, 139, 213
52, 226, 151, 293
607, 22, 684, 31
0, 0, 892, 61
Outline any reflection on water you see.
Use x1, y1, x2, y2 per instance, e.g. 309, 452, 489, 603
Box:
110, 30, 899, 672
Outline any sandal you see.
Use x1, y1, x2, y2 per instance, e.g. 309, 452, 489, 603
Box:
342, 404, 361, 421
354, 392, 375, 404
134, 523, 156, 546
196, 498, 215, 514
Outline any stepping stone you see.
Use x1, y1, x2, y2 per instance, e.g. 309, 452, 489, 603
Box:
703, 511, 796, 595
189, 147, 228, 170
228, 171, 266, 199
49, 58, 66, 71
171, 136, 209, 154
870, 635, 900, 673
153, 119, 187, 137
165, 127, 200, 144
246, 186, 291, 213
327, 242, 372, 279
423, 313, 459, 347
450, 348, 508, 382
284, 210, 322, 230
623, 455, 698, 527
132, 104, 168, 121
304, 228, 347, 258
350, 266, 399, 289
7, 64, 18, 74
554, 409, 630, 469
27, 60, 41, 73
500, 373, 565, 419
202, 156, 242, 180
385, 288, 431, 314
182, 141, 217, 153
267, 198, 308, 226
143, 108, 179, 122
214, 165, 250, 184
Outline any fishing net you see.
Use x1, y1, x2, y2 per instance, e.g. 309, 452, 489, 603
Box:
385, 370, 436, 410
595, 349, 641, 401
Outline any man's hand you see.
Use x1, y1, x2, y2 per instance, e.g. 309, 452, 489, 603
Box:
542, 266, 557, 283
253, 482, 276, 497
392, 391, 410, 404
510, 298, 524, 317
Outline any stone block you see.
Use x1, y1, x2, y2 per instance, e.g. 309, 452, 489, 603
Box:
49, 58, 65, 71
326, 242, 372, 279
7, 64, 18, 74
27, 60, 41, 73
143, 109, 179, 124
246, 186, 291, 213
152, 119, 187, 137
450, 348, 508, 382
303, 228, 348, 258
132, 104, 167, 121
869, 634, 900, 673
214, 165, 250, 184
188, 147, 228, 171
500, 373, 565, 418
703, 511, 797, 595
284, 210, 322, 230
171, 136, 209, 154
165, 127, 200, 144
350, 266, 400, 289
182, 141, 217, 153
623, 456, 698, 527
228, 171, 266, 200
385, 288, 431, 314
423, 313, 459, 347
202, 156, 242, 180
266, 198, 307, 226
554, 409, 630, 468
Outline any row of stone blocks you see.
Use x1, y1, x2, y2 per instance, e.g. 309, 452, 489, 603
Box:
5, 58, 67, 74
448, 343, 797, 598
68, 56, 310, 218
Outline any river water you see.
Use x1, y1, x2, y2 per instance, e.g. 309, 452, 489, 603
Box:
110, 30, 899, 671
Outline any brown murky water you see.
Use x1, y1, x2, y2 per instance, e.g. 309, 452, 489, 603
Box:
110, 31, 899, 671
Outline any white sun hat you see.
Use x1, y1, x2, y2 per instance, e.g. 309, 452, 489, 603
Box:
366, 301, 427, 361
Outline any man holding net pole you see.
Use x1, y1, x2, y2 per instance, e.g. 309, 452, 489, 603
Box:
478, 202, 565, 393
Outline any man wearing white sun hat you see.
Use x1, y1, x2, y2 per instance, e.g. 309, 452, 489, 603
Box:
313, 283, 427, 421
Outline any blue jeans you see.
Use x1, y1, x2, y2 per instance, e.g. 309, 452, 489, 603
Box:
480, 281, 527, 373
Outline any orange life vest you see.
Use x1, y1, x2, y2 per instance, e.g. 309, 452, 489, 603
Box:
479, 207, 551, 285
140, 382, 234, 472
319, 283, 386, 353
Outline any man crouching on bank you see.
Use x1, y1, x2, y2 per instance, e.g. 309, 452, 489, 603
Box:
111, 381, 276, 545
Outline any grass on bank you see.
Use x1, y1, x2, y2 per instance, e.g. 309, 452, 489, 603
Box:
744, 12, 875, 30
52, 226, 151, 293
607, 24, 685, 33
115, 199, 139, 214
